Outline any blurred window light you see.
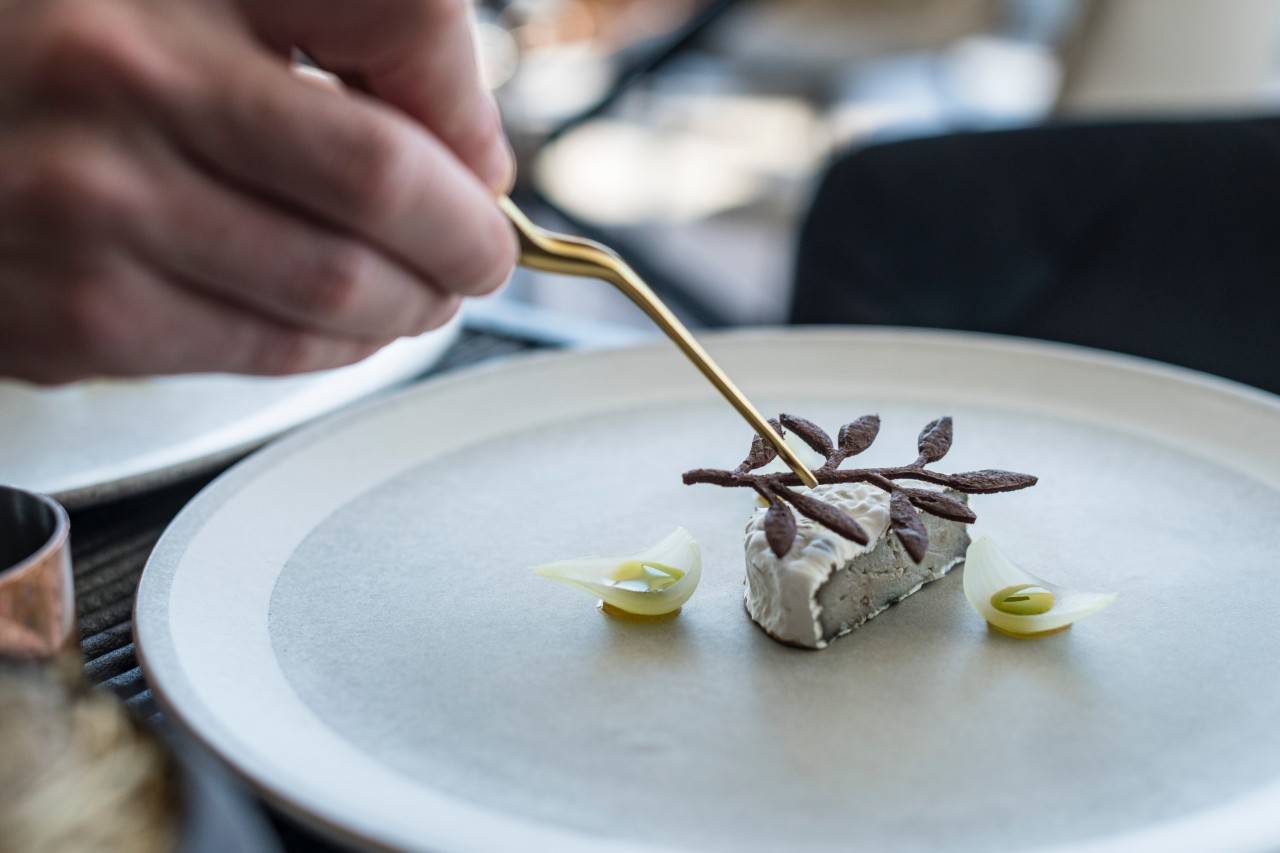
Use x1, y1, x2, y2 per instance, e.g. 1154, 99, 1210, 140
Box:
535, 119, 765, 225
474, 16, 521, 90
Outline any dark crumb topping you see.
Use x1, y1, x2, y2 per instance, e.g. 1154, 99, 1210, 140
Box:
682, 415, 1037, 562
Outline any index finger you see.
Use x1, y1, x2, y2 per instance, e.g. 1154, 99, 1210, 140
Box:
236, 0, 514, 192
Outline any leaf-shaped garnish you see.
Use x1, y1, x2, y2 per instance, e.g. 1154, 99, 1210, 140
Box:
779, 414, 834, 460
889, 492, 929, 563
778, 489, 869, 545
916, 416, 953, 464
735, 418, 787, 473
901, 488, 976, 523
736, 433, 778, 473
763, 498, 797, 558
944, 470, 1039, 493
682, 414, 1036, 558
836, 414, 880, 459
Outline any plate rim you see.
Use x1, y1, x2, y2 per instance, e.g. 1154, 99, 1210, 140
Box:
3, 318, 461, 508
135, 326, 1280, 853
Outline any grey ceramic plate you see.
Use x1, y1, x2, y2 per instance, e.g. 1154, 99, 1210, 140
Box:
0, 319, 459, 507
135, 329, 1280, 853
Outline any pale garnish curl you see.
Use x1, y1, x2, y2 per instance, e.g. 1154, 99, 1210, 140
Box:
534, 528, 701, 616
964, 536, 1115, 637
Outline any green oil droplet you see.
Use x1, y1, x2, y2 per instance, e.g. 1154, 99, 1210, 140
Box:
991, 583, 1054, 616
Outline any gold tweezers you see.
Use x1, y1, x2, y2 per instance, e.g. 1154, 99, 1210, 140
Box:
499, 197, 818, 488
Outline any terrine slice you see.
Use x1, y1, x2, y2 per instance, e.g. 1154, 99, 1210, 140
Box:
743, 483, 970, 649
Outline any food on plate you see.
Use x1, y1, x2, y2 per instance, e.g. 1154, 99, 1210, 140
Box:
963, 536, 1116, 638
534, 528, 701, 618
683, 414, 1038, 648
742, 482, 971, 648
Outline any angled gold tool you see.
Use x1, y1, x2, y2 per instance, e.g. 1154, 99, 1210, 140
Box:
499, 197, 818, 488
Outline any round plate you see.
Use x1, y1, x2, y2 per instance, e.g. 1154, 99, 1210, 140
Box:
0, 319, 458, 508
136, 329, 1280, 853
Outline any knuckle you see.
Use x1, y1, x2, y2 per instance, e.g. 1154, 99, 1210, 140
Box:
338, 120, 413, 221
304, 244, 369, 318
32, 0, 168, 103
22, 142, 141, 234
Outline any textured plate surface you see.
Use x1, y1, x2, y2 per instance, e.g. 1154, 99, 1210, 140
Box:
0, 319, 459, 507
136, 329, 1280, 853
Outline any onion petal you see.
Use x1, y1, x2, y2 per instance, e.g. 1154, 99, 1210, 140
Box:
963, 536, 1116, 637
534, 528, 701, 616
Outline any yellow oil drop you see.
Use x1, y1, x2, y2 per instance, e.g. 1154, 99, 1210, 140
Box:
987, 621, 1071, 639
599, 601, 682, 622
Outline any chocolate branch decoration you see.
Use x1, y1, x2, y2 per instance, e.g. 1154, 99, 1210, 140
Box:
683, 415, 1037, 562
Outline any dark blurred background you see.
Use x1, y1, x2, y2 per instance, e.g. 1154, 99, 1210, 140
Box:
476, 0, 1280, 393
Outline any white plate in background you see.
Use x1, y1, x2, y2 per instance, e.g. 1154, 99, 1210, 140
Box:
0, 319, 459, 507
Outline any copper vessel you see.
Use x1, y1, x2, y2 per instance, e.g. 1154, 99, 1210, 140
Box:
0, 486, 75, 658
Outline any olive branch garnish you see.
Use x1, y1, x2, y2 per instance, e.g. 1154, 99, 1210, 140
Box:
682, 415, 1037, 562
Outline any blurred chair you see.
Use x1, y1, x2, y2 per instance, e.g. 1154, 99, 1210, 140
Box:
790, 1, 1280, 393
790, 114, 1280, 393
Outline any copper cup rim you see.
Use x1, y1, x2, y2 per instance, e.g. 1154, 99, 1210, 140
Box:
0, 485, 71, 581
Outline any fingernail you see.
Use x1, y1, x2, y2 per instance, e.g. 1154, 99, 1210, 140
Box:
482, 93, 516, 193
487, 133, 517, 195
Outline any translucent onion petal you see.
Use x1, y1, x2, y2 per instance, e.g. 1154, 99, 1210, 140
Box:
963, 536, 1116, 636
534, 528, 701, 616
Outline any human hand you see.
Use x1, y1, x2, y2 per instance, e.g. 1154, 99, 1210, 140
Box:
0, 0, 517, 383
